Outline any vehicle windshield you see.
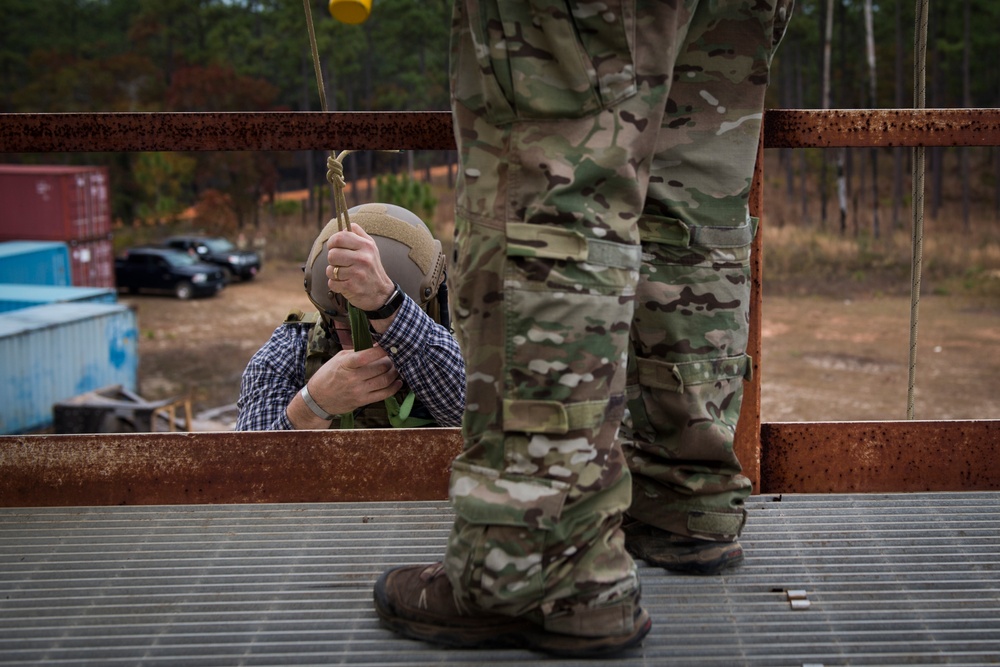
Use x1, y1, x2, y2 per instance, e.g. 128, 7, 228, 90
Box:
203, 238, 235, 253
163, 252, 200, 268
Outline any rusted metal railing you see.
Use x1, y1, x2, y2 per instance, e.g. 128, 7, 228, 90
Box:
0, 109, 998, 505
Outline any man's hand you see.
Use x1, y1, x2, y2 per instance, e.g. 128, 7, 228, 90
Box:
325, 223, 396, 312
289, 346, 402, 428
311, 345, 402, 413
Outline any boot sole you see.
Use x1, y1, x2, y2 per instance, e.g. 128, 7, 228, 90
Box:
628, 543, 745, 575
373, 571, 652, 657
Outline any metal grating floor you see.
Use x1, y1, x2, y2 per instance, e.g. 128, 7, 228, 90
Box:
1, 493, 999, 666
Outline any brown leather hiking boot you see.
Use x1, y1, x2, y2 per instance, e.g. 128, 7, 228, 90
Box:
373, 562, 651, 657
623, 521, 744, 575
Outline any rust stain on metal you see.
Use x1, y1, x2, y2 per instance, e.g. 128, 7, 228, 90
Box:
0, 429, 463, 507
4, 109, 1000, 153
759, 420, 1000, 493
4, 420, 1000, 505
0, 112, 456, 153
764, 108, 1000, 148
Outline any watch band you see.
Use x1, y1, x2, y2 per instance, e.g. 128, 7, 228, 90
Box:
364, 283, 405, 320
300, 384, 335, 421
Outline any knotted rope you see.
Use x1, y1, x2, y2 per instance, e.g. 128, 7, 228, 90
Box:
326, 150, 354, 233
300, 2, 429, 429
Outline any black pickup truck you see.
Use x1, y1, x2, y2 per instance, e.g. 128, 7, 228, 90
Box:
165, 235, 262, 282
114, 247, 226, 299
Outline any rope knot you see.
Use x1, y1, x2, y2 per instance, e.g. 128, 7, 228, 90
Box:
326, 154, 346, 189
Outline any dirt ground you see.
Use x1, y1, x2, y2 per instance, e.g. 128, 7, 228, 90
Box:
122, 259, 1000, 430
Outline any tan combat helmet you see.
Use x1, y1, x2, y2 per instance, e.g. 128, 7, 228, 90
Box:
304, 203, 446, 324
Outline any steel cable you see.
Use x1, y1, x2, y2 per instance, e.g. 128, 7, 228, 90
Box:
907, 0, 929, 419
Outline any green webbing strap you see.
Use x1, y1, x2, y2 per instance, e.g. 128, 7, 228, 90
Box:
505, 223, 642, 270
338, 303, 435, 429
637, 354, 751, 394
639, 216, 756, 249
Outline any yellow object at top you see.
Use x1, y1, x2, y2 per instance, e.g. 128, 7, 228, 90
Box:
329, 0, 371, 24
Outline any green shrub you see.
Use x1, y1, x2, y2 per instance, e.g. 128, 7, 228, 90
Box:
375, 173, 437, 226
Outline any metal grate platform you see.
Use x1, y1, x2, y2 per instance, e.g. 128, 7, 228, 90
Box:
1, 493, 998, 666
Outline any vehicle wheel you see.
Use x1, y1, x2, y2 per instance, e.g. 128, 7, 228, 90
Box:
223, 268, 236, 284
175, 281, 194, 300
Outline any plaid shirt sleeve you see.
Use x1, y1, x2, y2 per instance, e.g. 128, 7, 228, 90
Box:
235, 324, 308, 431
372, 296, 466, 428
236, 298, 466, 431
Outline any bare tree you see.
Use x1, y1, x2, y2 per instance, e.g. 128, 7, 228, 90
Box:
864, 0, 880, 238
836, 0, 849, 235
961, 0, 971, 231
821, 0, 835, 230
892, 0, 906, 231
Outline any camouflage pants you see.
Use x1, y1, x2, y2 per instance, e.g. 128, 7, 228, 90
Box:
445, 0, 792, 635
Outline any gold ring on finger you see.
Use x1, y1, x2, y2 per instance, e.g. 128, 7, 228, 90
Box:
333, 265, 340, 281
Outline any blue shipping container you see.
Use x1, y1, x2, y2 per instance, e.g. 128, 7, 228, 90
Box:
0, 284, 116, 314
0, 302, 138, 434
0, 240, 72, 286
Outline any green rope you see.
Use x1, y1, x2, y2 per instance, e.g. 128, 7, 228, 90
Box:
907, 0, 929, 419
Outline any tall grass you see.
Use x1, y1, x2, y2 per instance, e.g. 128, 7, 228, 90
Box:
762, 150, 1000, 302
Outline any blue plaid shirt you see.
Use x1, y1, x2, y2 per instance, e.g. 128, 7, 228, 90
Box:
236, 296, 465, 430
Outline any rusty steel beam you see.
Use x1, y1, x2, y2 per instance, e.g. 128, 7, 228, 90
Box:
3, 108, 1000, 153
764, 108, 1000, 148
759, 420, 1000, 494
0, 429, 463, 507
3, 419, 999, 507
0, 111, 456, 153
3, 108, 1000, 503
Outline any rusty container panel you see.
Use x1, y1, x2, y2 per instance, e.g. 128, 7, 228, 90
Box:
0, 164, 111, 243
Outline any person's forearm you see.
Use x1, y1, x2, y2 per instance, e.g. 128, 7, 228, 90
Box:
236, 326, 309, 431
374, 299, 466, 427
236, 383, 297, 430
286, 381, 336, 429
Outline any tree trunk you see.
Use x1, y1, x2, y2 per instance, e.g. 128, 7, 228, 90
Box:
835, 0, 849, 234
995, 145, 1000, 221
960, 0, 971, 231
780, 45, 795, 218
820, 0, 835, 230
929, 9, 943, 221
892, 0, 905, 231
301, 50, 315, 224
864, 0, 880, 239
795, 46, 809, 224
